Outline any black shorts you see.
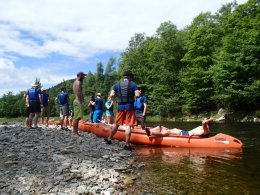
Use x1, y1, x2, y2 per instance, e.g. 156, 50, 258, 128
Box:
29, 100, 41, 113
136, 113, 146, 127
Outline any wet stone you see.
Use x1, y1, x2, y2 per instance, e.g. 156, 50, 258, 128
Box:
0, 122, 138, 194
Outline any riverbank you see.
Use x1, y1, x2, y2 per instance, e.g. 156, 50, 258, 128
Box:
0, 122, 142, 195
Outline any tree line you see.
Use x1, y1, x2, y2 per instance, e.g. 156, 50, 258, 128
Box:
0, 0, 259, 118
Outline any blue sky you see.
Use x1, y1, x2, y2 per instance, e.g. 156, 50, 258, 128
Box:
0, 0, 247, 97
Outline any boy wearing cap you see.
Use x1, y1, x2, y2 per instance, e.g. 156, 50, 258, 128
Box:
105, 70, 138, 150
40, 88, 50, 126
92, 93, 103, 123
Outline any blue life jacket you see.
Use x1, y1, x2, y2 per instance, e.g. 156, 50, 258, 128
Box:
58, 92, 68, 106
134, 96, 144, 111
28, 87, 40, 101
117, 80, 135, 104
41, 93, 49, 106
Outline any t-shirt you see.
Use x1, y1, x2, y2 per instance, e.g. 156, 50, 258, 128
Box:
105, 101, 114, 115
41, 93, 49, 106
95, 97, 103, 110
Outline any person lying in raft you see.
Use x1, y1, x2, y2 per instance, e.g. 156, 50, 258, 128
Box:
145, 118, 213, 138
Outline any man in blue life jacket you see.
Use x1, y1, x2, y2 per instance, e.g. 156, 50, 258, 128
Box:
134, 87, 148, 129
92, 93, 103, 123
40, 88, 50, 127
55, 86, 69, 130
104, 70, 138, 151
26, 81, 42, 128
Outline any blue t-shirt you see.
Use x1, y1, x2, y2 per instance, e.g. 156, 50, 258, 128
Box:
95, 97, 103, 110
57, 91, 68, 106
105, 101, 114, 115
113, 80, 138, 111
41, 93, 49, 106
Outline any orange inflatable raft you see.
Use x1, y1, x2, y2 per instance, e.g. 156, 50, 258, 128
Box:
78, 121, 243, 148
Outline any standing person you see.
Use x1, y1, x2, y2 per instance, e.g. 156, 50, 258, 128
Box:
88, 95, 95, 122
105, 96, 114, 125
26, 81, 42, 128
104, 70, 138, 150
134, 87, 148, 129
23, 91, 30, 128
72, 72, 87, 136
40, 88, 50, 127
93, 93, 103, 123
55, 86, 69, 130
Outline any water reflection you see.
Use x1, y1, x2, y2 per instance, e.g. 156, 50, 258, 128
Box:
136, 146, 243, 163
132, 146, 244, 194
128, 122, 260, 195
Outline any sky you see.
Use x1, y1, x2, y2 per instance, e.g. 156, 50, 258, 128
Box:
0, 0, 248, 97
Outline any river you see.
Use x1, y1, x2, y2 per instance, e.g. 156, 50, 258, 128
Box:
130, 122, 260, 195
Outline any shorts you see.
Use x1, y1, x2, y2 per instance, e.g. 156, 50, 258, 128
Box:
41, 105, 50, 117
115, 110, 137, 126
25, 107, 30, 117
93, 110, 103, 123
60, 105, 69, 116
180, 130, 189, 136
73, 99, 83, 120
29, 100, 41, 113
136, 113, 146, 127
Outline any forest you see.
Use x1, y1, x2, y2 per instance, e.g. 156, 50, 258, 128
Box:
0, 0, 259, 119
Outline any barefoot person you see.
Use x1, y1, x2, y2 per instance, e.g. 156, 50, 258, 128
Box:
145, 118, 213, 137
26, 81, 42, 128
104, 70, 138, 150
55, 86, 69, 130
72, 72, 87, 136
40, 88, 50, 126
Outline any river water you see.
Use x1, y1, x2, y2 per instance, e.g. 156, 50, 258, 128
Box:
130, 122, 260, 195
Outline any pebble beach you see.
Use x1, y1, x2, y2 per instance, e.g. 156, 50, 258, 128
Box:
0, 122, 143, 195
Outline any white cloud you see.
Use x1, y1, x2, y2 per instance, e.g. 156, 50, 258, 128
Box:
0, 57, 74, 96
0, 0, 248, 97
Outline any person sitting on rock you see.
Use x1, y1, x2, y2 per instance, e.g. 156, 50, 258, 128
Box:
145, 118, 213, 138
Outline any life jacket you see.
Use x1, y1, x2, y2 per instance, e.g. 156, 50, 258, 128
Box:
41, 93, 49, 106
58, 92, 68, 106
28, 87, 40, 101
117, 80, 134, 104
134, 96, 144, 111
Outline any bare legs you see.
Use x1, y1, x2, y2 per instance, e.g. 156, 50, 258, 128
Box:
107, 124, 132, 147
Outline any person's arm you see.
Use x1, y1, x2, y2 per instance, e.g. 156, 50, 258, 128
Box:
25, 92, 29, 107
55, 96, 59, 104
143, 102, 147, 116
106, 101, 113, 109
110, 90, 116, 98
202, 117, 213, 132
38, 93, 43, 106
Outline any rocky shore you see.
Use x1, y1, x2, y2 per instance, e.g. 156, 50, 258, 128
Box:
0, 122, 142, 195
